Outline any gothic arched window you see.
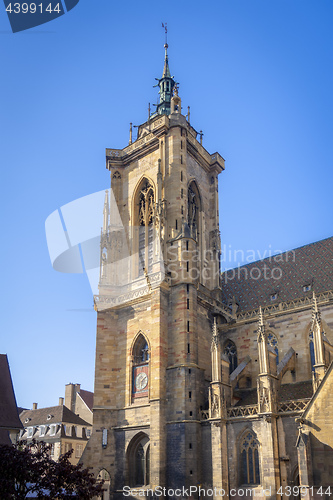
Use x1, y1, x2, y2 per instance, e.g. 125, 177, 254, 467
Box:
97, 469, 111, 500
309, 331, 315, 372
239, 431, 260, 486
267, 332, 279, 365
132, 334, 149, 400
224, 340, 238, 374
188, 181, 200, 241
135, 443, 145, 486
136, 179, 154, 276
128, 434, 150, 487
133, 334, 149, 365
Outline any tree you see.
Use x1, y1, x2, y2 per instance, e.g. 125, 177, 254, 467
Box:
0, 440, 104, 499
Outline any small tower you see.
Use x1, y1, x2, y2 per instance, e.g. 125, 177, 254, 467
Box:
311, 292, 326, 390
208, 316, 229, 495
84, 35, 225, 499
170, 83, 181, 114
257, 307, 278, 413
155, 42, 175, 115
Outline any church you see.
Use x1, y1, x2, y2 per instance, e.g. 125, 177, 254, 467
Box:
82, 41, 333, 500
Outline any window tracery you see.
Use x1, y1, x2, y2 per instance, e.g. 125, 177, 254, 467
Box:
132, 334, 149, 400
133, 335, 149, 365
239, 431, 260, 485
224, 340, 238, 374
136, 179, 155, 276
267, 332, 279, 364
128, 434, 150, 487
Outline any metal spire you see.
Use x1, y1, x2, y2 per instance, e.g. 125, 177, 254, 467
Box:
161, 23, 171, 78
154, 23, 175, 116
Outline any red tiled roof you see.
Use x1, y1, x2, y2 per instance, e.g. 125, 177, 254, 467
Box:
221, 237, 333, 312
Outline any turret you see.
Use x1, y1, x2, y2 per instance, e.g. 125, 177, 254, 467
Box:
155, 42, 176, 116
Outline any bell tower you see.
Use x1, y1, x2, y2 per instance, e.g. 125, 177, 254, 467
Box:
83, 41, 226, 497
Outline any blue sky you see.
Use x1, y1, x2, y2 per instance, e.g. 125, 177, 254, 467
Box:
1, 0, 332, 409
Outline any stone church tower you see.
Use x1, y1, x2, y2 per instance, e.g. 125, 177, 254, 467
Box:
83, 42, 229, 495
83, 42, 333, 500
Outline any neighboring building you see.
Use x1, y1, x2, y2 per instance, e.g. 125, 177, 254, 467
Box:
19, 397, 92, 464
65, 383, 93, 425
0, 354, 23, 444
82, 41, 333, 499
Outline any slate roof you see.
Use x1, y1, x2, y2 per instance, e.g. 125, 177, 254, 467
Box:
0, 354, 23, 442
20, 405, 90, 428
79, 389, 93, 411
221, 237, 333, 312
234, 380, 313, 406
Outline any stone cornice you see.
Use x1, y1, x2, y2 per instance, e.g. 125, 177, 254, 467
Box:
106, 115, 169, 168
219, 288, 333, 331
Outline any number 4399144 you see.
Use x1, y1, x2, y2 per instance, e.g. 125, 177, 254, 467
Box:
6, 3, 62, 14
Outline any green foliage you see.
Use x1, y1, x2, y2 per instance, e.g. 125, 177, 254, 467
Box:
0, 440, 104, 499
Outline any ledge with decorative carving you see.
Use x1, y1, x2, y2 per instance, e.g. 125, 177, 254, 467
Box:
219, 289, 333, 330
95, 271, 166, 310
106, 148, 123, 158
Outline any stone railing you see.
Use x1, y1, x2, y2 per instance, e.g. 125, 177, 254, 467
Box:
229, 289, 333, 324
227, 404, 258, 418
278, 399, 311, 413
200, 398, 311, 421
201, 405, 258, 420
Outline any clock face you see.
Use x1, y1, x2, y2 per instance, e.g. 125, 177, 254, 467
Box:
135, 372, 148, 391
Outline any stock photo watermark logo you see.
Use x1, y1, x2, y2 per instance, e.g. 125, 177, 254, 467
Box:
45, 189, 292, 309
3, 0, 79, 33
45, 189, 165, 310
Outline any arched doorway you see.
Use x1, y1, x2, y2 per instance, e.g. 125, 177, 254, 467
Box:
127, 433, 150, 487
97, 469, 111, 500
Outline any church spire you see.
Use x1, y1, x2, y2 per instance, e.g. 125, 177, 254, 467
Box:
155, 26, 176, 116
162, 42, 171, 78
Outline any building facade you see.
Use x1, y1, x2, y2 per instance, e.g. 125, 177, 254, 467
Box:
82, 44, 333, 499
19, 389, 92, 464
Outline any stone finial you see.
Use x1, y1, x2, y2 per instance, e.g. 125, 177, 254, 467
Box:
129, 122, 133, 145
312, 291, 321, 327
103, 190, 109, 233
211, 316, 218, 350
257, 306, 266, 342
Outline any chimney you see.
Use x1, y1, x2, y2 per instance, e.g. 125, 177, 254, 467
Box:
32, 403, 38, 410
59, 397, 64, 406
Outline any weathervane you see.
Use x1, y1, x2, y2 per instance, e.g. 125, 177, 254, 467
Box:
162, 22, 168, 45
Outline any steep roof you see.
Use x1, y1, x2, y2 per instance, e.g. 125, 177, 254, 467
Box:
20, 405, 90, 428
221, 237, 333, 312
235, 380, 313, 406
0, 355, 23, 435
78, 389, 93, 411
